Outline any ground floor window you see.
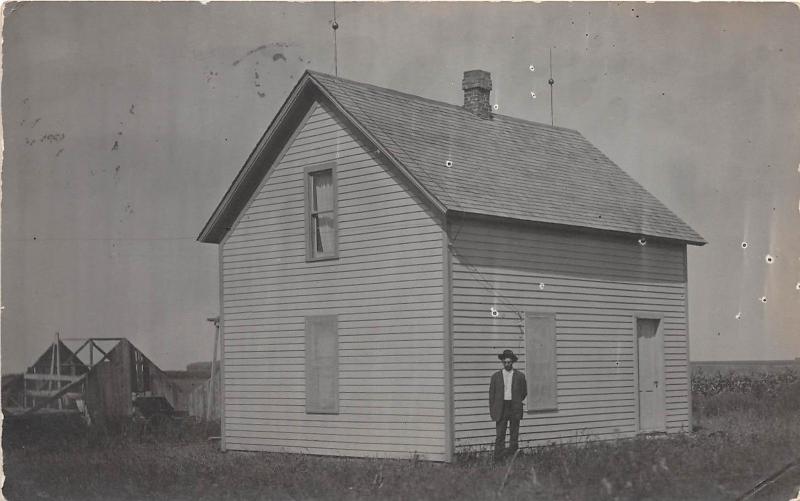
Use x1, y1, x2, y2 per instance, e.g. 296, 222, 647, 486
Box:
525, 312, 558, 412
305, 315, 339, 414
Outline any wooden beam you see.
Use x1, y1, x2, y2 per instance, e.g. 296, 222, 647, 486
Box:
24, 373, 83, 382
60, 337, 125, 341
208, 322, 220, 422
90, 341, 108, 359
22, 350, 111, 416
87, 337, 126, 341
60, 339, 91, 367
22, 373, 88, 415
26, 390, 65, 398
48, 341, 56, 394
56, 333, 62, 410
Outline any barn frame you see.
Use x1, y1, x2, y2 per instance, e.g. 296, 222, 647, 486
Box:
2, 337, 182, 424
198, 70, 705, 462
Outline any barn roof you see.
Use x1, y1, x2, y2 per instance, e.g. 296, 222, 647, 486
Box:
199, 70, 705, 245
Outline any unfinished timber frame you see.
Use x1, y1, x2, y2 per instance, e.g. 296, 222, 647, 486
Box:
4, 337, 180, 422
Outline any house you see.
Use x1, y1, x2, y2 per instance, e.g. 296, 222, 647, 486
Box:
198, 69, 705, 461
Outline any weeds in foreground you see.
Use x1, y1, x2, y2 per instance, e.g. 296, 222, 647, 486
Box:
3, 382, 800, 500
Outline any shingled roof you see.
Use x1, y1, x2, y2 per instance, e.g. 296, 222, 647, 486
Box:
199, 70, 705, 245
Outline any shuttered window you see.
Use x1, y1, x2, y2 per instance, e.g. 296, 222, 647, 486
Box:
305, 164, 338, 261
525, 312, 558, 412
305, 315, 339, 414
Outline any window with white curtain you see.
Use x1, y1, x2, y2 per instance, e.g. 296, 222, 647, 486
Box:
305, 164, 338, 260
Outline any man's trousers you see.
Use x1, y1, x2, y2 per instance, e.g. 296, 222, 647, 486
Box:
494, 400, 520, 459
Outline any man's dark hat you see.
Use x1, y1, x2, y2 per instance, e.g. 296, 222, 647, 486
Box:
498, 349, 518, 362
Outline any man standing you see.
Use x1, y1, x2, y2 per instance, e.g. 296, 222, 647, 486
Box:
489, 349, 527, 460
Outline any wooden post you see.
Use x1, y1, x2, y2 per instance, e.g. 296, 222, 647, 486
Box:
207, 318, 220, 422
56, 332, 62, 409
48, 341, 56, 387
47, 339, 57, 408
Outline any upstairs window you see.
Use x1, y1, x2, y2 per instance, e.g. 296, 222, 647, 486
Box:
305, 164, 338, 260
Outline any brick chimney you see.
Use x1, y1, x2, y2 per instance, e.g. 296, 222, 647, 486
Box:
462, 70, 492, 119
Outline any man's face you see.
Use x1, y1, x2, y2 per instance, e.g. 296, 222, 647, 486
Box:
503, 359, 514, 371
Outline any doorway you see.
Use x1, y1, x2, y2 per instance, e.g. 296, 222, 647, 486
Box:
636, 316, 666, 432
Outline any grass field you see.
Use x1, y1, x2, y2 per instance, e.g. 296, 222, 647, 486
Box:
3, 373, 800, 500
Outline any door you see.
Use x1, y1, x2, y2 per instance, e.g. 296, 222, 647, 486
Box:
636, 317, 666, 432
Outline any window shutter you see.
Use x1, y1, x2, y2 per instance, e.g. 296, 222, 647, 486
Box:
305, 315, 339, 414
525, 312, 558, 412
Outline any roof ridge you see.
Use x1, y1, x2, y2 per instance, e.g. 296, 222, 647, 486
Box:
306, 70, 580, 134
307, 70, 469, 115
201, 70, 704, 245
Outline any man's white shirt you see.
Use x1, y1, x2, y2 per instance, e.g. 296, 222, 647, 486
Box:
503, 369, 513, 400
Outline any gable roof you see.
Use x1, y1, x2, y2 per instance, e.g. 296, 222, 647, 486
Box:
199, 70, 705, 245
29, 340, 89, 374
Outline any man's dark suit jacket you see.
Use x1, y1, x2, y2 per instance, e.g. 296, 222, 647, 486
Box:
489, 369, 528, 421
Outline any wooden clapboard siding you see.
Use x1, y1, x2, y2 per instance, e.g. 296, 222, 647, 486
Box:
220, 101, 447, 460
450, 218, 690, 451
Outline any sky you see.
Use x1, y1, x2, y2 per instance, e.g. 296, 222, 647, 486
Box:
2, 2, 799, 374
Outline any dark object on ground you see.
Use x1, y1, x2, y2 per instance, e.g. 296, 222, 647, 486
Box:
132, 396, 174, 419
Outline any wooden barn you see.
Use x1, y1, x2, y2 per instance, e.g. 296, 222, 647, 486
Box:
198, 69, 705, 461
83, 338, 181, 420
3, 337, 182, 423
